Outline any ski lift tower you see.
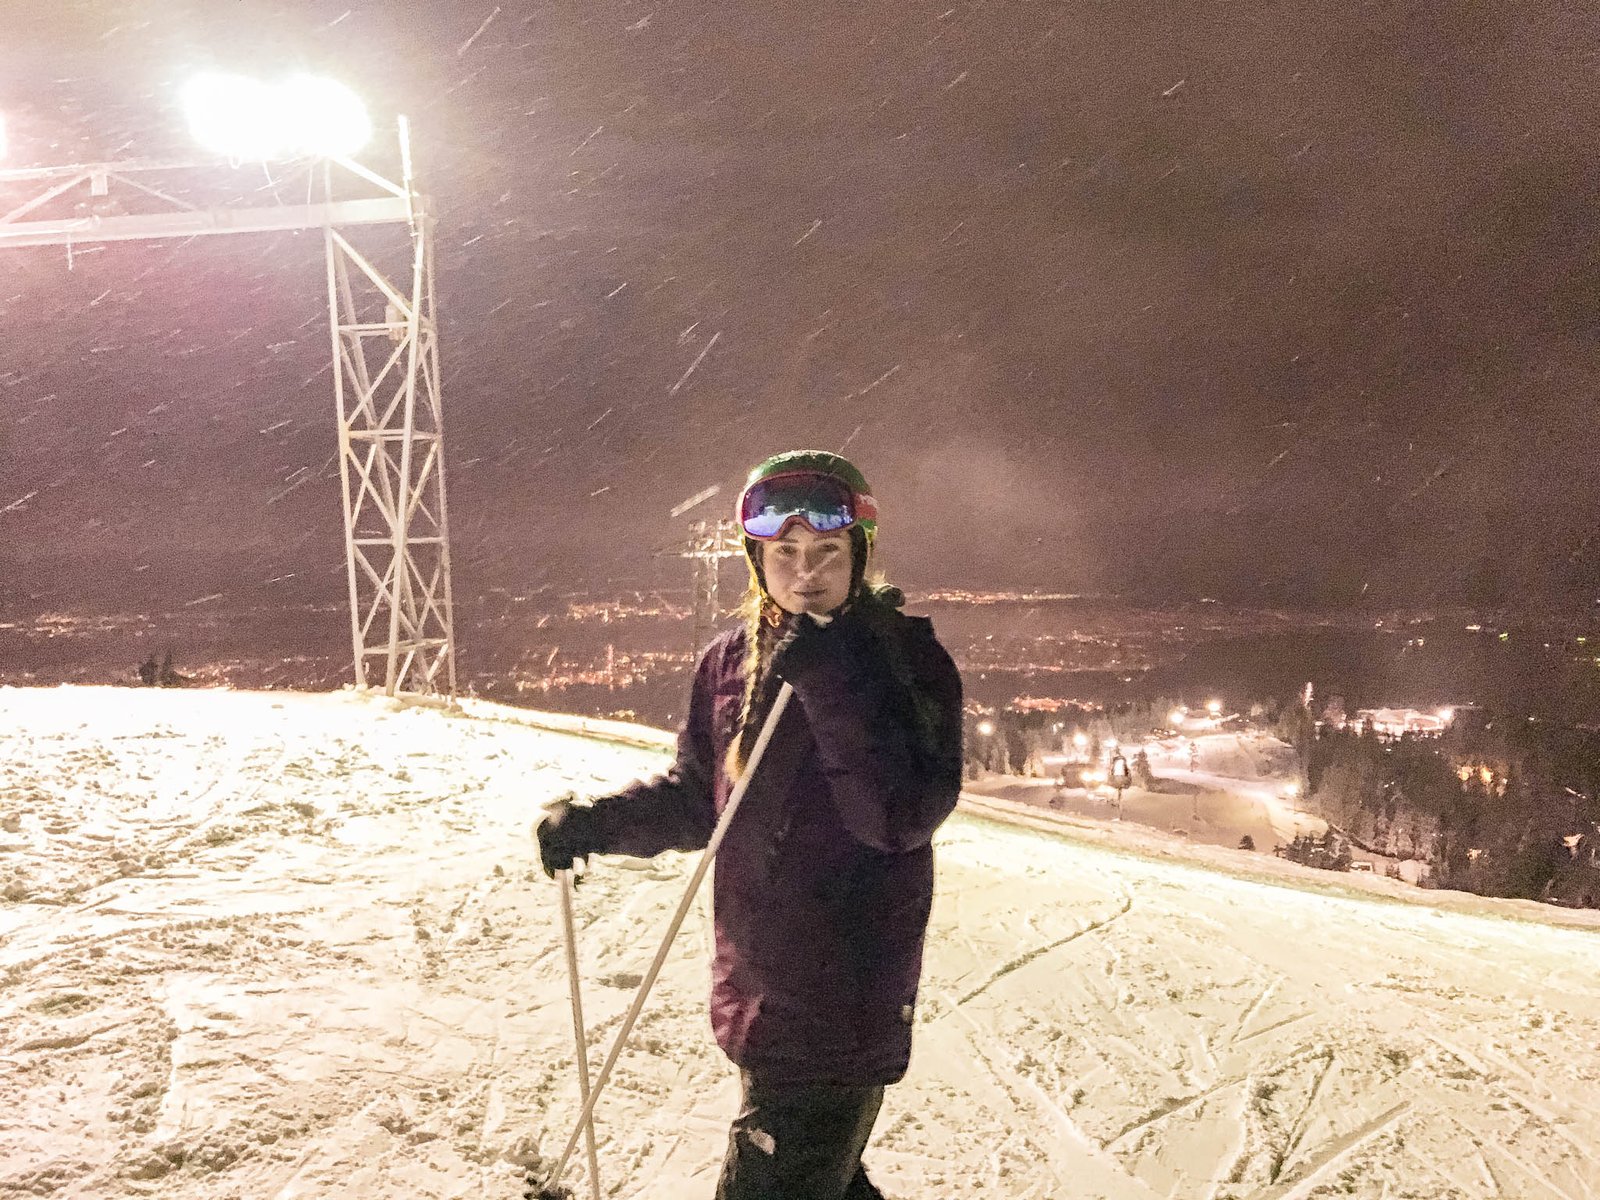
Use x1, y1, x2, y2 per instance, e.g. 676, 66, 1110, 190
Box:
666, 485, 742, 656
0, 75, 457, 698
679, 518, 743, 655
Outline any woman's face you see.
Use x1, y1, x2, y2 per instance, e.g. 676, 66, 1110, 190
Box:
762, 524, 854, 615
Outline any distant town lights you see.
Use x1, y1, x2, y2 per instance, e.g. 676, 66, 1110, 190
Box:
183, 72, 372, 161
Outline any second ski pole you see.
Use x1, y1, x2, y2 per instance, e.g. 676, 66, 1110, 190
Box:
534, 681, 796, 1198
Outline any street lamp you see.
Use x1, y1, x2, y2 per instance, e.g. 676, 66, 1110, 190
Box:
182, 72, 372, 161
1109, 753, 1131, 819
1283, 781, 1301, 818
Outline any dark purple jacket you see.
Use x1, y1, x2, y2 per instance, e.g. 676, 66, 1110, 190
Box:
586, 611, 963, 1086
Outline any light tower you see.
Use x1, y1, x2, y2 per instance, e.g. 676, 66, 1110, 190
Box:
0, 74, 456, 698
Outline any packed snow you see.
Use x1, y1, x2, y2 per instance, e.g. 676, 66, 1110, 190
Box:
3, 687, 1599, 1199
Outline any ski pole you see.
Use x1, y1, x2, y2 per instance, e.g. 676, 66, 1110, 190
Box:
535, 681, 795, 1199
558, 869, 602, 1200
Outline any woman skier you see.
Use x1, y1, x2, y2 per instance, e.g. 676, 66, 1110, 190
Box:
537, 450, 964, 1199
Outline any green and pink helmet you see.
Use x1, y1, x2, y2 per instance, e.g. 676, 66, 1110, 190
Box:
736, 451, 879, 602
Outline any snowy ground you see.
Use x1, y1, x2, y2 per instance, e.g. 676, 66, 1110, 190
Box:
4, 688, 1600, 1200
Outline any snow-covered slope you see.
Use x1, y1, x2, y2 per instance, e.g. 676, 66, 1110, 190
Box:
3, 688, 1598, 1199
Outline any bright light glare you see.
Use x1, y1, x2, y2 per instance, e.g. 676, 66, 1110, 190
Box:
185, 73, 282, 160
1284, 781, 1300, 797
184, 72, 371, 161
1206, 699, 1222, 716
1169, 709, 1186, 726
281, 75, 371, 157
1437, 707, 1455, 723
976, 720, 994, 737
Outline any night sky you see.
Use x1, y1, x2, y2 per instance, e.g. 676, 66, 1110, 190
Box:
4, 0, 1599, 614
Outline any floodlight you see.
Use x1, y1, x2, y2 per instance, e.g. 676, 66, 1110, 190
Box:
183, 71, 371, 161
281, 75, 371, 158
185, 73, 285, 160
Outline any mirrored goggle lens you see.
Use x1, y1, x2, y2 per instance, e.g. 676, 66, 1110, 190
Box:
739, 475, 856, 538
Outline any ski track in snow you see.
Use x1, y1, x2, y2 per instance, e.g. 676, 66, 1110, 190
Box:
1, 687, 1599, 1199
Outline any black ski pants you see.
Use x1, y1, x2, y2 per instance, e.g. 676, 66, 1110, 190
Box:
713, 1071, 885, 1200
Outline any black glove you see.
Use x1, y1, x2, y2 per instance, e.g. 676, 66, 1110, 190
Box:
535, 796, 600, 878
770, 612, 878, 684
769, 612, 835, 683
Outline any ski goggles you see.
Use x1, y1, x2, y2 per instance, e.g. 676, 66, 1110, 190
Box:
736, 470, 878, 540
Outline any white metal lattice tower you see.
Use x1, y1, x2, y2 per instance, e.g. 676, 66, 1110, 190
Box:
0, 122, 457, 698
678, 519, 743, 656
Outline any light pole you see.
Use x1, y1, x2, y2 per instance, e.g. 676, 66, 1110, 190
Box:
0, 74, 457, 698
975, 719, 995, 774
1109, 753, 1131, 820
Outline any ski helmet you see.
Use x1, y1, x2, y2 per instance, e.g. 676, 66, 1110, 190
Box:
736, 450, 878, 602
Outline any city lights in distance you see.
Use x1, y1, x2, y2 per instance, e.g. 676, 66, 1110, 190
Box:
183, 72, 372, 161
